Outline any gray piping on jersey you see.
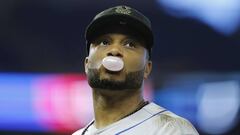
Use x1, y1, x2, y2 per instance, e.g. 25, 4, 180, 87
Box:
115, 109, 167, 135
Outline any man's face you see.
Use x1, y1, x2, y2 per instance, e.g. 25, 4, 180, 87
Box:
85, 33, 152, 91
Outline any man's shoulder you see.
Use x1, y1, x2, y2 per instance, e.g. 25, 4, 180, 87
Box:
72, 103, 199, 135
155, 112, 198, 133
144, 102, 199, 134
145, 102, 191, 123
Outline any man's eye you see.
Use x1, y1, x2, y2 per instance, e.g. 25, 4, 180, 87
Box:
124, 42, 136, 48
99, 40, 109, 46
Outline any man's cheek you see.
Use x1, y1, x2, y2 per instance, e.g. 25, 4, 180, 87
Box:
89, 48, 97, 56
127, 60, 145, 71
87, 55, 104, 70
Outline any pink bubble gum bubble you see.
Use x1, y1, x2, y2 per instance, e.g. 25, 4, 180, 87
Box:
102, 56, 124, 72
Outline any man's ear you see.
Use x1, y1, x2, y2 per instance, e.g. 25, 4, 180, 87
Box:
84, 57, 89, 73
144, 60, 152, 79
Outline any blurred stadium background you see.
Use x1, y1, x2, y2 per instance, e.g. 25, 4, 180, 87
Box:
0, 0, 240, 135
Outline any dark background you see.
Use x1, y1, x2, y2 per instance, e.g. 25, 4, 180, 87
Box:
0, 0, 239, 134
1, 0, 239, 73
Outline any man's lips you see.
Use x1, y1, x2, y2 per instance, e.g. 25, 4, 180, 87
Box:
104, 68, 121, 74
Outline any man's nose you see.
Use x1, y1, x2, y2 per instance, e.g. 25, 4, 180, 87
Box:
106, 44, 123, 57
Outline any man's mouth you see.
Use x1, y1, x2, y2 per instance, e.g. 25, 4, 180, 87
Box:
105, 68, 121, 74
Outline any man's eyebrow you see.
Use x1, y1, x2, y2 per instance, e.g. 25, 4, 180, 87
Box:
92, 34, 111, 42
126, 35, 145, 45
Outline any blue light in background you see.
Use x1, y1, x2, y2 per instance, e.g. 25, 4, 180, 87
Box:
197, 81, 240, 134
0, 72, 240, 134
153, 73, 240, 134
154, 87, 198, 124
0, 73, 46, 131
157, 0, 240, 35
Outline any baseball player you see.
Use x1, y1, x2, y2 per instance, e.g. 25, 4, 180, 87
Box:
73, 5, 199, 135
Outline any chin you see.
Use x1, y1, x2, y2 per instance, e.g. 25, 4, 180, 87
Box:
100, 69, 125, 79
100, 74, 125, 82
87, 68, 144, 90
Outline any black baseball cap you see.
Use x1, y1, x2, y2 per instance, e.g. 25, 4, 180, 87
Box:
85, 5, 154, 59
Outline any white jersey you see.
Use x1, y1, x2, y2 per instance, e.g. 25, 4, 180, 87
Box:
73, 102, 199, 135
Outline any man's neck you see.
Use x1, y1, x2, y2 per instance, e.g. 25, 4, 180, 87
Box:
92, 88, 144, 129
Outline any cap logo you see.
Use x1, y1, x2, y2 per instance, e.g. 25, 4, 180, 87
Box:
115, 6, 131, 15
